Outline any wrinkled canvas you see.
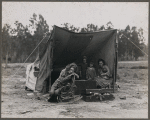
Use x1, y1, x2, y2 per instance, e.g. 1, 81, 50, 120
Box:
35, 26, 117, 92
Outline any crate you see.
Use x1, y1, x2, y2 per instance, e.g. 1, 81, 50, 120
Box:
75, 80, 97, 95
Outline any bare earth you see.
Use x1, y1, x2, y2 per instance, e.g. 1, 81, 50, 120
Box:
1, 61, 148, 118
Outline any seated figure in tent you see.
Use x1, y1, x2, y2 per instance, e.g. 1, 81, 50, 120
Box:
86, 61, 97, 80
97, 59, 110, 80
47, 63, 79, 102
79, 56, 88, 79
95, 59, 112, 88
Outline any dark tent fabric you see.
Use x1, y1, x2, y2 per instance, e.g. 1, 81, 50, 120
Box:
35, 25, 117, 92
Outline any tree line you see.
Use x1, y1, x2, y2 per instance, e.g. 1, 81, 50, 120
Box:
2, 13, 148, 63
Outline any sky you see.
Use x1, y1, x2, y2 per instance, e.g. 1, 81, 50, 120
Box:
2, 2, 149, 44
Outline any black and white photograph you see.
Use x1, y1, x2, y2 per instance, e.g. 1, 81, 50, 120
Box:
1, 2, 148, 118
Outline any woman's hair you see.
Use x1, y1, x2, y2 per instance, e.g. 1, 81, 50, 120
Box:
83, 56, 87, 60
98, 59, 105, 65
65, 62, 78, 73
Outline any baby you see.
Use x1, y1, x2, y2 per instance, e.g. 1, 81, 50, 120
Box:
100, 67, 109, 80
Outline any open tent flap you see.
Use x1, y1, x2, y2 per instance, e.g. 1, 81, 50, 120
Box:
35, 26, 117, 92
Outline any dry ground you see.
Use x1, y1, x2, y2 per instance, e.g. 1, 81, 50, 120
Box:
1, 61, 148, 118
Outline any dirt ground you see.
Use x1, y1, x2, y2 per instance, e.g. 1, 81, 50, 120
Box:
1, 61, 148, 118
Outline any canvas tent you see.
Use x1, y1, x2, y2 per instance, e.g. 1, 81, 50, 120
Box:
26, 25, 118, 93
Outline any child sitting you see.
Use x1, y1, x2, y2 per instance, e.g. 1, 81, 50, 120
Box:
86, 61, 97, 80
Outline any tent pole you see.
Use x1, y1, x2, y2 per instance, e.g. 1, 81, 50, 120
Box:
113, 63, 115, 93
49, 43, 53, 92
5, 51, 8, 68
113, 31, 118, 93
113, 43, 118, 92
49, 30, 54, 93
115, 43, 118, 83
116, 31, 118, 82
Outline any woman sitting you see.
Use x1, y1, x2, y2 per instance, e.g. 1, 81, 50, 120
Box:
97, 59, 110, 80
47, 63, 79, 102
95, 59, 112, 88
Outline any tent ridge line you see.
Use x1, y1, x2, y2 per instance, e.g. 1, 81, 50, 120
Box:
54, 25, 117, 34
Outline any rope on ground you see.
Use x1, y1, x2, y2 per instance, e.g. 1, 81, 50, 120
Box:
121, 34, 148, 57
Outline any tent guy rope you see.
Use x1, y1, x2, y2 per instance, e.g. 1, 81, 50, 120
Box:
9, 32, 49, 80
120, 33, 148, 57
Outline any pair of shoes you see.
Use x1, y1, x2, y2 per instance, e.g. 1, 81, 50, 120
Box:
37, 96, 41, 100
56, 96, 59, 103
56, 95, 62, 103
47, 95, 52, 102
47, 97, 51, 102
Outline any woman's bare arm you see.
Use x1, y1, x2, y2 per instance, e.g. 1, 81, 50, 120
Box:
61, 73, 79, 83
